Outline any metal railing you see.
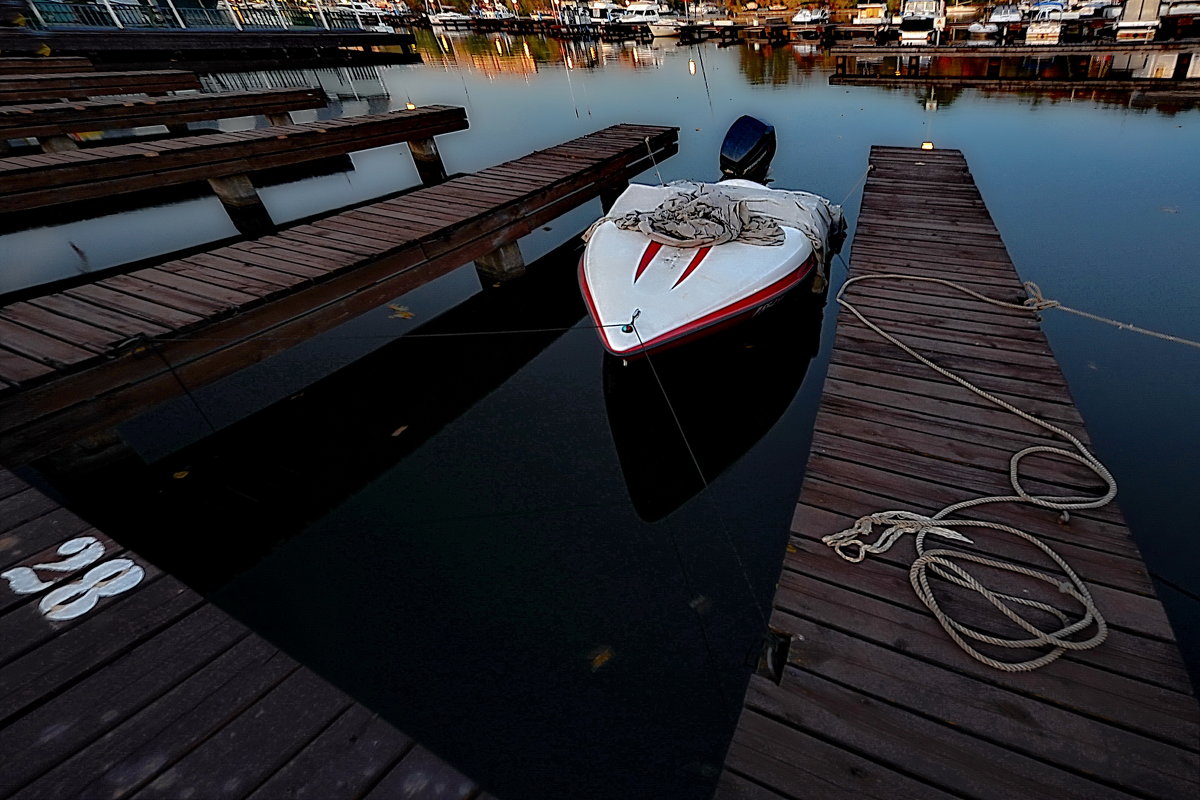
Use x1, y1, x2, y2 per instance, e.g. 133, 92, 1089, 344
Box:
24, 1, 399, 33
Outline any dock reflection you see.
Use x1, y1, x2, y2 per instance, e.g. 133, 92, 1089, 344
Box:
603, 285, 827, 522
45, 248, 587, 591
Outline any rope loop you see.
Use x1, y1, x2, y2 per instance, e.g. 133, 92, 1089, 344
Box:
822, 510, 973, 564
826, 273, 1114, 671
1022, 280, 1061, 311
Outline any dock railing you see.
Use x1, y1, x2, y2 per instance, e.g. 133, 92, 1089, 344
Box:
25, 1, 395, 33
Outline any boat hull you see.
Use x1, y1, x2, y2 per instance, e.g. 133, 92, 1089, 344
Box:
579, 250, 817, 356
579, 181, 835, 357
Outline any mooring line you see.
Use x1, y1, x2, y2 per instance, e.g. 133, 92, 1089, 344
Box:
826, 273, 1116, 672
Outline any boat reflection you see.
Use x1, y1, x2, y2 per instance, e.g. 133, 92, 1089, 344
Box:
603, 285, 827, 522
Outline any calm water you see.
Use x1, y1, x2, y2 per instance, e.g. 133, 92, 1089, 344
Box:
19, 32, 1200, 800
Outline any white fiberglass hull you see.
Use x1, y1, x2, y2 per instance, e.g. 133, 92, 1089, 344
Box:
580, 180, 835, 357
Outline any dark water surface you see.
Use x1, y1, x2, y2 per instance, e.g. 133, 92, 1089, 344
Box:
21, 32, 1200, 800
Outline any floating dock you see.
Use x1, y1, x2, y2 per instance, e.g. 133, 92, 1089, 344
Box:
0, 71, 679, 793
0, 468, 493, 799
717, 146, 1199, 798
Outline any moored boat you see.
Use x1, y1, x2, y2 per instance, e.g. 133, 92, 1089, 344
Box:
578, 116, 845, 357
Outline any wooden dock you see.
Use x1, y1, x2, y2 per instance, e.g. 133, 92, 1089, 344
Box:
716, 146, 1199, 799
0, 467, 492, 799
0, 88, 328, 148
0, 69, 202, 104
0, 122, 677, 464
0, 29, 417, 64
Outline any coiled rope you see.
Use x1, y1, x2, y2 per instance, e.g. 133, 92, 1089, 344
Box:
823, 274, 1118, 672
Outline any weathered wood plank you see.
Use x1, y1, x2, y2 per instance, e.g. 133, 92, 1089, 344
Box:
0, 123, 679, 465
0, 70, 201, 104
0, 469, 486, 798
0, 106, 470, 213
0, 88, 325, 140
719, 146, 1199, 800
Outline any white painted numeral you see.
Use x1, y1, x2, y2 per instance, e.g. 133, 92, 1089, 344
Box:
1, 536, 144, 621
1, 536, 106, 595
38, 559, 145, 621
0, 567, 53, 595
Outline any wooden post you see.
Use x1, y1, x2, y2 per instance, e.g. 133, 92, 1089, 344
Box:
600, 183, 626, 212
207, 174, 276, 235
408, 136, 448, 185
475, 241, 526, 283
41, 135, 79, 153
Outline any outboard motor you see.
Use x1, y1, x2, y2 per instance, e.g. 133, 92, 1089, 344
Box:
719, 115, 776, 184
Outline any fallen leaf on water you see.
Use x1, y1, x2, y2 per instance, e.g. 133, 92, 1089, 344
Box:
173, 470, 189, 480
391, 425, 409, 437
589, 646, 614, 671
388, 304, 415, 319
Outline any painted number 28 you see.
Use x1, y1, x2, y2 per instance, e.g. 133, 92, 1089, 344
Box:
1, 536, 144, 621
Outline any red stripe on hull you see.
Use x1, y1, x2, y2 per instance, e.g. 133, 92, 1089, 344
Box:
671, 246, 713, 289
633, 241, 663, 283
588, 253, 818, 357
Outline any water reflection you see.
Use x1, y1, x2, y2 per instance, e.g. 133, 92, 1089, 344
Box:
605, 287, 827, 522
46, 249, 587, 593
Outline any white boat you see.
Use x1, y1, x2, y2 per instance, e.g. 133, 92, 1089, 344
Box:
897, 0, 945, 44
988, 3, 1022, 23
791, 7, 830, 23
1025, 18, 1062, 42
579, 117, 844, 357
614, 2, 670, 24
648, 19, 684, 35
967, 20, 999, 35
428, 10, 472, 25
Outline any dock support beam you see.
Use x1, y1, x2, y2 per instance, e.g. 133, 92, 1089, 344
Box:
207, 174, 275, 236
41, 135, 79, 153
475, 242, 526, 284
600, 183, 626, 213
408, 137, 448, 185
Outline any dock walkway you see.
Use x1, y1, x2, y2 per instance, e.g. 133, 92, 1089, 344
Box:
0, 87, 327, 147
0, 467, 492, 800
716, 146, 1199, 799
0, 70, 201, 104
0, 122, 677, 464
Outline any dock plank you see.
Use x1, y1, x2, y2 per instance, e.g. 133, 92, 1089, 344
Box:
0, 123, 680, 464
0, 70, 201, 104
0, 469, 486, 800
717, 147, 1200, 799
0, 88, 326, 142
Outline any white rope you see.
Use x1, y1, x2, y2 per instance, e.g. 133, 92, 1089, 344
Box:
1024, 281, 1200, 350
822, 273, 1115, 672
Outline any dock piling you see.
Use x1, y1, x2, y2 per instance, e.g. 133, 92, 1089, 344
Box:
407, 136, 448, 186
206, 174, 276, 236
474, 241, 527, 283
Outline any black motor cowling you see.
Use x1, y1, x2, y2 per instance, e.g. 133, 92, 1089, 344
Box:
719, 115, 776, 183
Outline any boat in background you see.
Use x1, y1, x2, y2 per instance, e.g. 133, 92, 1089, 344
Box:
988, 3, 1022, 23
579, 116, 845, 357
791, 7, 830, 23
